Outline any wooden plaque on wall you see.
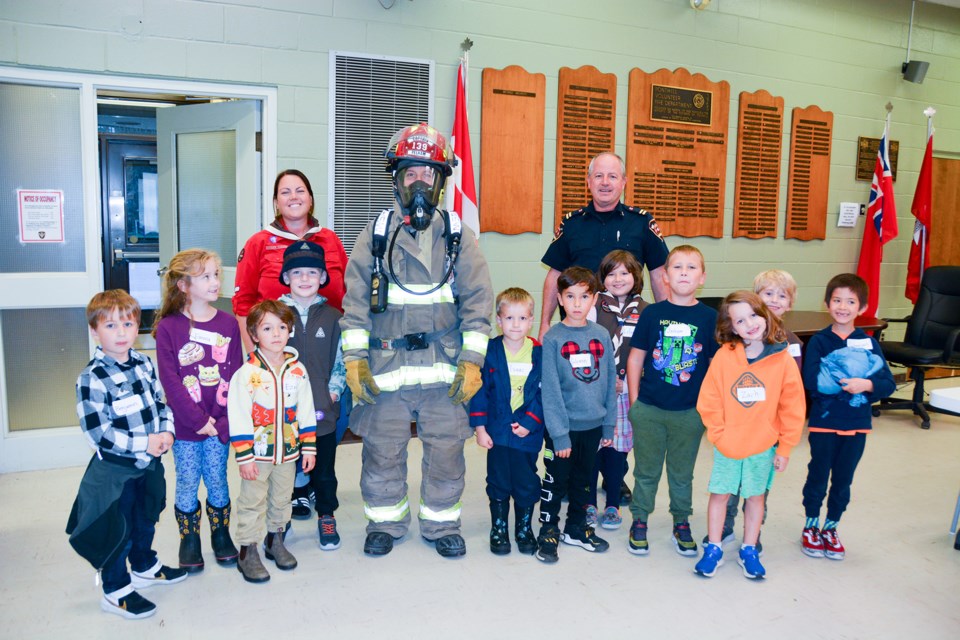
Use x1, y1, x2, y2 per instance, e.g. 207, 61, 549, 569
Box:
785, 106, 833, 241
479, 65, 546, 235
624, 68, 729, 238
733, 90, 784, 239
552, 65, 617, 230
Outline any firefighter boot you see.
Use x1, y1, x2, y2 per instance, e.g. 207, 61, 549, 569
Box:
489, 500, 511, 555
514, 503, 538, 555
175, 505, 204, 573
206, 500, 239, 566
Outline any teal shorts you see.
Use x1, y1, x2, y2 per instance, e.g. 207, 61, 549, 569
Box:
707, 446, 776, 498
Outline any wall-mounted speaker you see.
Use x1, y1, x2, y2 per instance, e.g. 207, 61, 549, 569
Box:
902, 60, 929, 84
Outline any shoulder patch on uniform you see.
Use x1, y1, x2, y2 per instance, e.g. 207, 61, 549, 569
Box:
649, 218, 664, 240
237, 248, 245, 263
552, 209, 583, 241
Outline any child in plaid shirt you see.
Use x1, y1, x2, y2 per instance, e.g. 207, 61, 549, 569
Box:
68, 290, 186, 620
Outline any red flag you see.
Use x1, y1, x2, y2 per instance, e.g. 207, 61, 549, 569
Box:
448, 61, 479, 236
905, 134, 932, 303
856, 123, 898, 317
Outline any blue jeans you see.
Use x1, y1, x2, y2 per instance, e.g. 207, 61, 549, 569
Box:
101, 473, 159, 594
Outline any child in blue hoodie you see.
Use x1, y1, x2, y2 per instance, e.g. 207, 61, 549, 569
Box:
470, 288, 544, 556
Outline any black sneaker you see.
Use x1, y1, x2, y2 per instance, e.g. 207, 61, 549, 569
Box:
291, 496, 311, 520
561, 526, 610, 553
100, 588, 156, 620
619, 480, 633, 506
130, 563, 188, 589
318, 515, 341, 550
536, 529, 560, 564
672, 522, 698, 557
628, 518, 649, 556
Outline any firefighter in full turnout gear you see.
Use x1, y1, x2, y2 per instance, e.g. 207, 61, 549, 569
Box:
341, 124, 493, 558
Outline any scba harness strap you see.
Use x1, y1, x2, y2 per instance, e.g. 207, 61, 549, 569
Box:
369, 208, 462, 310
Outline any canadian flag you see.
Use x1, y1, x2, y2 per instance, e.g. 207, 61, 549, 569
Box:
447, 60, 479, 236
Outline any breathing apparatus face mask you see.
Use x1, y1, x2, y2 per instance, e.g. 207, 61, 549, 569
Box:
396, 164, 444, 231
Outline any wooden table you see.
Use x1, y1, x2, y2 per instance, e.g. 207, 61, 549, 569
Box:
783, 311, 888, 339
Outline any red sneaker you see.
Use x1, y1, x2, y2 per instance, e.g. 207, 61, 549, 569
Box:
821, 528, 845, 560
801, 526, 825, 558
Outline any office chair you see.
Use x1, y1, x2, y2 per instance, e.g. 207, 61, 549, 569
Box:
873, 265, 960, 429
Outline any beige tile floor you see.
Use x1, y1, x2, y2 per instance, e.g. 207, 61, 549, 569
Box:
2, 379, 959, 639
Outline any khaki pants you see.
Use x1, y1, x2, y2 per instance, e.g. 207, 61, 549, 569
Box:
235, 460, 296, 545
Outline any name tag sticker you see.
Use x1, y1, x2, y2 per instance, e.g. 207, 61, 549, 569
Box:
283, 378, 299, 394
113, 394, 145, 416
569, 353, 592, 368
508, 362, 532, 377
189, 328, 218, 346
847, 338, 873, 350
788, 343, 802, 358
621, 325, 635, 338
664, 324, 691, 337
737, 387, 766, 403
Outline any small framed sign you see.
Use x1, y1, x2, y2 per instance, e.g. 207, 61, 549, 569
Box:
856, 137, 899, 182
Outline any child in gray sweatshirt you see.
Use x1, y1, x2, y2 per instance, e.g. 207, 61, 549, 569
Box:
536, 267, 617, 564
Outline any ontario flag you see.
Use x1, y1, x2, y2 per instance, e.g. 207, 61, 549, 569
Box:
856, 120, 899, 318
447, 60, 479, 237
905, 131, 933, 303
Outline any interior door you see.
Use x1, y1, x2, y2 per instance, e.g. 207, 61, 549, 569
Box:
931, 156, 960, 267
157, 101, 260, 301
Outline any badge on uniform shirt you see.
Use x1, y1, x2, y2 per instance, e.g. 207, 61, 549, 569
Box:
847, 338, 873, 350
189, 327, 219, 346
113, 394, 145, 416
508, 362, 532, 377
788, 343, 802, 358
664, 323, 691, 338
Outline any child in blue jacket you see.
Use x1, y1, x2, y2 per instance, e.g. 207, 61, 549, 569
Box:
470, 288, 544, 555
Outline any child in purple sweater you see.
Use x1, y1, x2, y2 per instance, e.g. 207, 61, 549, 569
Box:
154, 249, 243, 572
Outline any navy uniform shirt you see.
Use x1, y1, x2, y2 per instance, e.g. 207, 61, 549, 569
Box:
541, 201, 669, 274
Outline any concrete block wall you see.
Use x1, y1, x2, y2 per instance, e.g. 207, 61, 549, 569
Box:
2, 0, 959, 327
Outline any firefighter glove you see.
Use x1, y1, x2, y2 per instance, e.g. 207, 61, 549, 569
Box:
346, 358, 380, 404
448, 361, 482, 405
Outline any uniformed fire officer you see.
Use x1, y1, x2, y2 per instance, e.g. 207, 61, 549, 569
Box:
340, 124, 493, 558
539, 152, 669, 341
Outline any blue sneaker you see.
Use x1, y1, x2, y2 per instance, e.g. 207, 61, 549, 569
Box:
694, 543, 724, 578
738, 545, 766, 580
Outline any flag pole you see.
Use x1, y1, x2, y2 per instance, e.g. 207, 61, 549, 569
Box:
460, 38, 472, 101
920, 106, 935, 286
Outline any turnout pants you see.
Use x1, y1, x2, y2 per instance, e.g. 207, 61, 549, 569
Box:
350, 386, 472, 539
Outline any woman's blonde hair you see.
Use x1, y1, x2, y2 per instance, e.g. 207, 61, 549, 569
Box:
152, 249, 222, 337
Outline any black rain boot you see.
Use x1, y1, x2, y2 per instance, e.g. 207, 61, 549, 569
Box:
514, 503, 537, 555
175, 505, 204, 573
206, 500, 239, 566
489, 500, 511, 555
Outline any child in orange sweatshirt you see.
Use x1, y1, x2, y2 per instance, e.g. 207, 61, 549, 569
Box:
694, 291, 805, 580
